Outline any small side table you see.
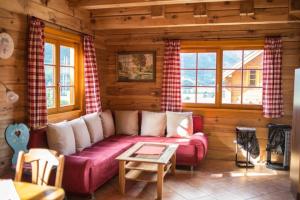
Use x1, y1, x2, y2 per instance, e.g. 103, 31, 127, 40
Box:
235, 127, 257, 169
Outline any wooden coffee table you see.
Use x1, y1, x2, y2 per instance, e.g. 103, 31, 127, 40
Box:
116, 142, 179, 200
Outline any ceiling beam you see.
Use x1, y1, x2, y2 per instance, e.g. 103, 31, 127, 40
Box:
77, 0, 244, 10
91, 7, 298, 30
151, 5, 165, 18
240, 0, 254, 16
193, 3, 207, 18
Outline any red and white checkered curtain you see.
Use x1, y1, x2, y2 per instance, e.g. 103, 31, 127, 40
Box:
262, 37, 284, 118
83, 35, 102, 114
161, 40, 182, 111
27, 17, 47, 129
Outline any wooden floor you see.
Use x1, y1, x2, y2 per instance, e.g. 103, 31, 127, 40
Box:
68, 159, 295, 200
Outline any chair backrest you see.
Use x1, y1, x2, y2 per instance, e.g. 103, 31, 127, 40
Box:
15, 148, 65, 188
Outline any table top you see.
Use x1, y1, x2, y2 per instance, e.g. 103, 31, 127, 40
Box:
14, 181, 65, 200
116, 142, 179, 164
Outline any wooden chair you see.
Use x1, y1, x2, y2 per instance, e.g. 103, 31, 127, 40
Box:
15, 148, 65, 188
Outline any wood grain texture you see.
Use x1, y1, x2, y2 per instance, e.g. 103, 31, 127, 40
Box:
89, 1, 297, 30
0, 0, 91, 176
97, 1, 299, 161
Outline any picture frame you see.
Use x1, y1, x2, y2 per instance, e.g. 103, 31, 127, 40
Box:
116, 51, 156, 82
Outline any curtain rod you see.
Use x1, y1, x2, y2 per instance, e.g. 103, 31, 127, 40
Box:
153, 35, 284, 42
28, 15, 95, 37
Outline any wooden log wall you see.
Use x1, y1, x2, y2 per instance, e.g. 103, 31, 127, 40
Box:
0, 0, 92, 176
98, 1, 300, 161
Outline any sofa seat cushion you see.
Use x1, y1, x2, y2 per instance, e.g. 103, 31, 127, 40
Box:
74, 141, 132, 166
104, 135, 197, 166
72, 140, 132, 191
163, 137, 197, 165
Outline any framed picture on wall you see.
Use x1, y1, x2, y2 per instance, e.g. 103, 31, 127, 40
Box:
116, 51, 156, 82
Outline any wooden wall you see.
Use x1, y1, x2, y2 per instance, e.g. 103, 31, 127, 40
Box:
0, 0, 91, 175
98, 1, 300, 161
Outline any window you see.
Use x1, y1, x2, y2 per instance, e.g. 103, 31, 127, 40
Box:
249, 70, 257, 86
44, 27, 82, 114
180, 41, 264, 109
180, 52, 217, 104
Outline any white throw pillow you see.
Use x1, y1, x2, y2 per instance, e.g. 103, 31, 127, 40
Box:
69, 118, 91, 152
115, 110, 139, 135
82, 112, 104, 144
141, 111, 166, 137
100, 110, 115, 138
166, 111, 193, 138
47, 121, 76, 155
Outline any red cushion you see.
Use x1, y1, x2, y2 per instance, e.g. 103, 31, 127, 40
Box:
193, 115, 203, 132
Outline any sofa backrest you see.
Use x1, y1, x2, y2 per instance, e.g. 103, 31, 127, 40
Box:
28, 115, 204, 149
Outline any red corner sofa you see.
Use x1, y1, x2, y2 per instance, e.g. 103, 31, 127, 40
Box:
28, 116, 208, 195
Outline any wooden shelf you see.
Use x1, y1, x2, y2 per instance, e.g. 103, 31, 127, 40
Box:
125, 163, 171, 182
125, 161, 171, 172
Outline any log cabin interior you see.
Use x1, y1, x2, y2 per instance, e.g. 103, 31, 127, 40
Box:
0, 0, 300, 199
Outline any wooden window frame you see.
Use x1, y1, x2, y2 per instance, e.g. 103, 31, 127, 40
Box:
181, 40, 264, 110
44, 27, 84, 117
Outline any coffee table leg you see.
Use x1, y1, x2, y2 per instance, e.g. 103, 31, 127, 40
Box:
119, 161, 126, 194
171, 153, 176, 175
157, 164, 164, 200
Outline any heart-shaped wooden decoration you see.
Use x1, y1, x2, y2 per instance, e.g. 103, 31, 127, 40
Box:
5, 123, 29, 165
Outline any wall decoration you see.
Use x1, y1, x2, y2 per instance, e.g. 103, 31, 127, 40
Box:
0, 32, 14, 59
117, 51, 156, 82
5, 123, 29, 165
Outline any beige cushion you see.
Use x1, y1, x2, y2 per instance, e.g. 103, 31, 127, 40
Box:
115, 110, 139, 135
82, 112, 104, 143
100, 110, 115, 138
69, 118, 91, 152
166, 111, 193, 138
141, 111, 166, 137
47, 121, 76, 155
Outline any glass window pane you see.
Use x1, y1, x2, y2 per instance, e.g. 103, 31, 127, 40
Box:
243, 70, 262, 87
181, 87, 196, 103
60, 67, 74, 86
243, 88, 262, 105
222, 87, 241, 104
60, 46, 75, 66
197, 87, 215, 104
180, 53, 196, 69
243, 50, 263, 70
222, 69, 242, 87
60, 87, 74, 106
197, 70, 216, 86
198, 53, 216, 69
44, 43, 55, 65
223, 50, 243, 69
181, 70, 196, 86
46, 87, 55, 108
45, 66, 55, 86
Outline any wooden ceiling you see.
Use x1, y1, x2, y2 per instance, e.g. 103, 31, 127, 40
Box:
68, 0, 300, 31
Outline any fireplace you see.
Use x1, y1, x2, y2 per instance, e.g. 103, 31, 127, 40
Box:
266, 124, 292, 170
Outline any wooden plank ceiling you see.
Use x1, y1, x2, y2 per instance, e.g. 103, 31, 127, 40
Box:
68, 0, 300, 31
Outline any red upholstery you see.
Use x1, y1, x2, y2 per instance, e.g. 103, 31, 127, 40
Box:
193, 115, 204, 133
28, 116, 207, 195
28, 127, 48, 149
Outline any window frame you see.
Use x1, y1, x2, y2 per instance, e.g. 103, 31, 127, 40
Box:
44, 27, 83, 115
181, 40, 264, 110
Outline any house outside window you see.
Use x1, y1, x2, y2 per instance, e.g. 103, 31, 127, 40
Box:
180, 40, 264, 109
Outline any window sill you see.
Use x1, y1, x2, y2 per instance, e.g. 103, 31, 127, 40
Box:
47, 109, 83, 123
182, 106, 263, 114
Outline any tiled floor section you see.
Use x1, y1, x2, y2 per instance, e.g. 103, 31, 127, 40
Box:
69, 160, 295, 200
